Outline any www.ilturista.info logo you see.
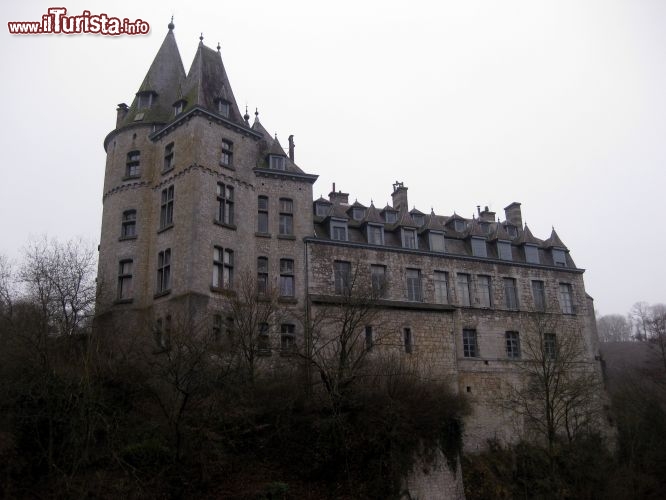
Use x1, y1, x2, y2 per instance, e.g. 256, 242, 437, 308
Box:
8, 7, 150, 35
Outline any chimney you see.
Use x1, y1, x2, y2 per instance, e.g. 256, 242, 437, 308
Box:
328, 183, 349, 205
391, 181, 408, 212
504, 202, 522, 228
116, 103, 129, 127
479, 205, 496, 222
288, 135, 295, 161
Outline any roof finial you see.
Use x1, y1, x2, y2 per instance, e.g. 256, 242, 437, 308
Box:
255, 107, 259, 117
168, 16, 175, 30
217, 42, 221, 52
244, 105, 250, 123
199, 32, 204, 43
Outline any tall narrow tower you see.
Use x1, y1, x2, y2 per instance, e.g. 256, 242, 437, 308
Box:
96, 22, 317, 335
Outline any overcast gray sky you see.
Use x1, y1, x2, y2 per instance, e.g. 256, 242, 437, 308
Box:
1, 0, 664, 316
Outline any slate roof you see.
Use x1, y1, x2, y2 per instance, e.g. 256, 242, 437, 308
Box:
515, 224, 543, 246
544, 228, 568, 250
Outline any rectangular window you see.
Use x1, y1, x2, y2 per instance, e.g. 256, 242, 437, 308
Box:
334, 261, 351, 295
429, 232, 445, 252
163, 142, 174, 171
270, 155, 286, 170
280, 323, 295, 352
160, 186, 174, 229
454, 219, 466, 232
331, 220, 348, 241
559, 283, 575, 314
553, 248, 567, 267
220, 140, 233, 167
506, 331, 521, 359
404, 327, 413, 354
434, 271, 449, 304
457, 273, 471, 307
544, 333, 557, 359
279, 198, 293, 236
384, 211, 397, 223
402, 228, 417, 249
371, 264, 386, 297
218, 99, 230, 117
257, 196, 269, 234
216, 183, 234, 225
117, 259, 133, 300
279, 258, 294, 297
532, 280, 546, 311
121, 209, 137, 238
471, 237, 487, 258
212, 314, 222, 342
157, 249, 171, 293
367, 224, 384, 245
365, 326, 373, 350
498, 241, 512, 261
477, 275, 492, 308
125, 150, 140, 178
258, 322, 270, 354
213, 246, 233, 289
406, 269, 422, 302
504, 278, 519, 310
525, 244, 540, 264
463, 328, 478, 358
257, 257, 268, 294
315, 203, 330, 217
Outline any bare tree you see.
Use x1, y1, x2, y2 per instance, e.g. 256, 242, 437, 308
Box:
501, 312, 602, 460
630, 301, 652, 341
646, 303, 666, 374
0, 254, 15, 321
597, 314, 632, 342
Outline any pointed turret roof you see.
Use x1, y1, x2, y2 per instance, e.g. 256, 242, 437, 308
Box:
544, 228, 568, 250
121, 23, 186, 126
179, 38, 245, 126
489, 221, 512, 242
465, 218, 487, 238
516, 224, 542, 245
362, 203, 385, 225
420, 211, 446, 233
268, 136, 287, 156
251, 110, 272, 141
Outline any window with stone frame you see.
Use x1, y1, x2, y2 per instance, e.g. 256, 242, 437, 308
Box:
330, 219, 348, 241
402, 228, 417, 249
406, 269, 422, 302
125, 150, 140, 178
279, 258, 294, 297
121, 209, 137, 239
544, 333, 557, 359
505, 331, 521, 359
434, 271, 449, 304
257, 257, 269, 295
429, 231, 446, 252
257, 196, 269, 234
403, 327, 413, 354
220, 140, 233, 167
532, 280, 546, 311
216, 183, 234, 225
477, 275, 492, 308
334, 261, 351, 295
280, 323, 296, 353
117, 259, 133, 300
279, 198, 293, 236
559, 283, 575, 314
212, 246, 233, 289
159, 186, 174, 229
367, 224, 384, 245
457, 273, 471, 307
163, 142, 175, 171
156, 248, 171, 293
371, 264, 387, 297
463, 328, 478, 357
503, 277, 519, 310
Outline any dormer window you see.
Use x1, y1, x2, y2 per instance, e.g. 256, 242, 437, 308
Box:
525, 244, 540, 264
269, 155, 286, 171
173, 100, 186, 116
471, 237, 487, 258
367, 224, 384, 245
506, 224, 518, 238
352, 207, 366, 221
384, 211, 397, 224
315, 202, 330, 217
454, 219, 466, 232
401, 228, 417, 249
330, 219, 348, 241
552, 248, 567, 267
479, 221, 491, 234
137, 91, 155, 110
498, 241, 512, 261
429, 231, 445, 252
412, 214, 425, 226
217, 99, 230, 118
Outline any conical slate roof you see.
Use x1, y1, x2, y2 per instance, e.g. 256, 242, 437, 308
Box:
516, 224, 542, 245
362, 203, 385, 225
489, 221, 512, 242
122, 24, 186, 126
251, 111, 272, 141
544, 228, 568, 250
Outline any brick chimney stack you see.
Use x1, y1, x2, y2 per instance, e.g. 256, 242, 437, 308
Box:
504, 202, 523, 227
288, 135, 295, 161
391, 181, 408, 212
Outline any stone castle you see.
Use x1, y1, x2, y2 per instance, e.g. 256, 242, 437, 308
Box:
96, 21, 605, 461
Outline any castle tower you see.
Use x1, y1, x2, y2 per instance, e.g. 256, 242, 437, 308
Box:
97, 22, 317, 336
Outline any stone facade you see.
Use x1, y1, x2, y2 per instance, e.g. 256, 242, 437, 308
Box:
97, 24, 606, 497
